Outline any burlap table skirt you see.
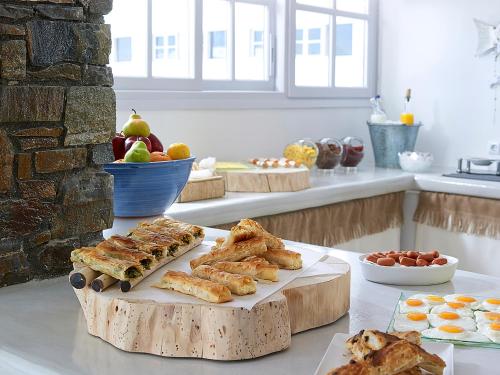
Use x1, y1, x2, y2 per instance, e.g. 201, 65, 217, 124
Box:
214, 192, 404, 247
414, 191, 500, 239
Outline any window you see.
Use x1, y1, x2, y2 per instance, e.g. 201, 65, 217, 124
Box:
106, 0, 376, 99
115, 37, 132, 62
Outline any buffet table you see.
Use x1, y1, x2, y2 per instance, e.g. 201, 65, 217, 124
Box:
0, 227, 498, 375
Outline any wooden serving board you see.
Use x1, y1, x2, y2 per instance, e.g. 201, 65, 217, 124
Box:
178, 176, 225, 202
218, 167, 310, 193
73, 255, 350, 361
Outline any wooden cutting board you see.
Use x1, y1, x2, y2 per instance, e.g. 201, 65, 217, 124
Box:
72, 255, 350, 361
178, 176, 225, 202
218, 167, 310, 193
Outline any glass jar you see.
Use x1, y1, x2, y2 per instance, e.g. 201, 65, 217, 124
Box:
315, 138, 343, 170
283, 139, 318, 169
341, 137, 364, 168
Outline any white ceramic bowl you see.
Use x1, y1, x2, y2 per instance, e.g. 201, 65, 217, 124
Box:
359, 254, 458, 285
398, 151, 434, 173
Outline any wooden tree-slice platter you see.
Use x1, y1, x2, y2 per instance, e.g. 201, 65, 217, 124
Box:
218, 168, 310, 193
73, 255, 350, 361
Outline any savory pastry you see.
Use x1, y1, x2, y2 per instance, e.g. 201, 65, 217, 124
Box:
190, 236, 267, 270
152, 217, 204, 239
192, 265, 256, 296
95, 241, 156, 270
107, 235, 165, 259
261, 248, 302, 270
129, 228, 182, 256
241, 255, 270, 265
136, 223, 194, 245
70, 247, 142, 281
213, 261, 279, 282
220, 219, 284, 250
153, 270, 232, 303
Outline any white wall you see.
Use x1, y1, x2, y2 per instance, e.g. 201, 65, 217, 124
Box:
116, 107, 374, 162
378, 0, 500, 168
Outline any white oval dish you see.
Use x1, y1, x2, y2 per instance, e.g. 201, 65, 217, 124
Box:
359, 254, 458, 285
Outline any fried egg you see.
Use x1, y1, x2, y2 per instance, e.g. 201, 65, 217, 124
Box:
480, 298, 500, 312
444, 294, 481, 309
422, 325, 491, 342
475, 311, 500, 325
399, 298, 431, 313
407, 294, 446, 306
428, 312, 476, 331
393, 313, 429, 332
430, 302, 473, 317
478, 322, 500, 343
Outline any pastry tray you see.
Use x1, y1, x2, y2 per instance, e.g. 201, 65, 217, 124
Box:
387, 292, 500, 349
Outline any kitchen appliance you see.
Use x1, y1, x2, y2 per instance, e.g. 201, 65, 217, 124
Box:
443, 157, 500, 182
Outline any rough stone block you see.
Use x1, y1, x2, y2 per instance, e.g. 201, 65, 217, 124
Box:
0, 251, 31, 287
0, 23, 25, 36
0, 199, 55, 238
15, 127, 64, 138
82, 65, 113, 86
35, 148, 87, 173
0, 40, 26, 80
17, 153, 32, 180
18, 180, 58, 200
35, 5, 84, 20
19, 137, 59, 151
0, 4, 33, 20
89, 143, 114, 164
60, 169, 113, 205
27, 20, 111, 66
0, 86, 64, 123
34, 237, 79, 275
28, 63, 81, 81
53, 200, 113, 237
80, 231, 104, 246
0, 129, 14, 193
64, 87, 116, 146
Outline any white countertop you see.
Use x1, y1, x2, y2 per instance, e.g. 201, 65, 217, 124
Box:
0, 227, 498, 375
106, 167, 500, 231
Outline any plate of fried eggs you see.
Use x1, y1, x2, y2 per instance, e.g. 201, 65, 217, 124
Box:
389, 293, 500, 348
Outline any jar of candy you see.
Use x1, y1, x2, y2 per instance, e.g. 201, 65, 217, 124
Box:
340, 137, 364, 169
283, 139, 318, 169
315, 138, 343, 170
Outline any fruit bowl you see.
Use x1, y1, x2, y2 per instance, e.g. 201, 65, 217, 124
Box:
104, 157, 195, 217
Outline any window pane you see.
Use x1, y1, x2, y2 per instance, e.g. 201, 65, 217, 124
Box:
105, 0, 147, 77
235, 2, 268, 81
152, 0, 194, 78
296, 29, 303, 40
336, 0, 369, 14
335, 17, 367, 87
295, 11, 331, 87
203, 0, 231, 80
297, 0, 333, 8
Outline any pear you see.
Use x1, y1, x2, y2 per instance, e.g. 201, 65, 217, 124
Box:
124, 141, 151, 162
122, 109, 151, 137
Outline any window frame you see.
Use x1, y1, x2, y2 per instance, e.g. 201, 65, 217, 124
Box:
112, 0, 276, 92
287, 0, 377, 98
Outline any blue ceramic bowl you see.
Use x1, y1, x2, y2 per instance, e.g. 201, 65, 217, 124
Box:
104, 157, 195, 217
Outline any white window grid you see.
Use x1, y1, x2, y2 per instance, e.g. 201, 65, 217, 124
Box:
114, 0, 276, 92
287, 0, 377, 98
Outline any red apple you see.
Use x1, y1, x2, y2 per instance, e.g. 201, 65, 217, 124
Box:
112, 133, 126, 160
147, 132, 164, 152
125, 136, 152, 153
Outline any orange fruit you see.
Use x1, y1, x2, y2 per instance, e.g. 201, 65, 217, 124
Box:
150, 152, 172, 162
167, 143, 190, 160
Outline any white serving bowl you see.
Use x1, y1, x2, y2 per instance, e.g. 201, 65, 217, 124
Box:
359, 254, 458, 285
398, 151, 434, 173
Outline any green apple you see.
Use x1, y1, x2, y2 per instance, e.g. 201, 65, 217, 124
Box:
122, 109, 151, 137
124, 141, 151, 162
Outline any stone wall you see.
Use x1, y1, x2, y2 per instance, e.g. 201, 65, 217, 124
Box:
0, 0, 115, 287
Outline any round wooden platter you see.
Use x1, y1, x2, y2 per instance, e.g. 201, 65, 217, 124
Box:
72, 255, 350, 361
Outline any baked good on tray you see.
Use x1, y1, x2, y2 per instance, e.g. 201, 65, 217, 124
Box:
214, 260, 279, 282
154, 270, 233, 303
192, 265, 256, 296
327, 329, 445, 375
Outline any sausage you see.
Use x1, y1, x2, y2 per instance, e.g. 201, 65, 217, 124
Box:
387, 253, 402, 263
377, 257, 396, 267
432, 257, 448, 265
406, 251, 419, 259
399, 256, 417, 267
416, 258, 429, 267
365, 254, 379, 263
430, 250, 440, 258
418, 253, 435, 262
